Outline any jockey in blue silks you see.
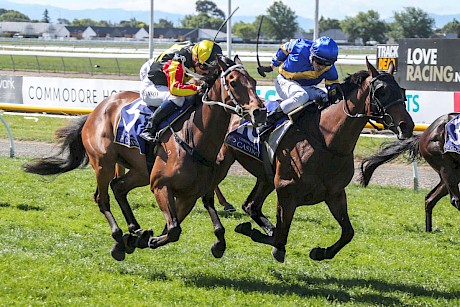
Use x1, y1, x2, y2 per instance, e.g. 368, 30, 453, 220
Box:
257, 36, 341, 140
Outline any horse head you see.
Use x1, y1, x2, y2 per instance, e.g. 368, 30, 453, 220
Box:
364, 58, 414, 139
203, 55, 266, 126
341, 58, 414, 139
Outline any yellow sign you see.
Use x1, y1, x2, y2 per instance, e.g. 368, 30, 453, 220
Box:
378, 58, 397, 70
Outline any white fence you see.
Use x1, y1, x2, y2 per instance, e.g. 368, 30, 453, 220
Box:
0, 46, 375, 65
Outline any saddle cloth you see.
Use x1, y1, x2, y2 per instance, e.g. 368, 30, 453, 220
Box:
225, 100, 292, 163
114, 98, 195, 154
444, 114, 460, 154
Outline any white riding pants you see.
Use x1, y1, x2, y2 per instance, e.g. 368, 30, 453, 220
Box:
140, 80, 185, 108
274, 74, 328, 114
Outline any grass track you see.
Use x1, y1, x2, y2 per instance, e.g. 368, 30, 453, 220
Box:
0, 157, 459, 306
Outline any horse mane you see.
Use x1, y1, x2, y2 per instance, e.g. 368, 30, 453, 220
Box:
340, 70, 370, 98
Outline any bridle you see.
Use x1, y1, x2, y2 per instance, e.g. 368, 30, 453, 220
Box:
343, 73, 406, 129
201, 63, 251, 118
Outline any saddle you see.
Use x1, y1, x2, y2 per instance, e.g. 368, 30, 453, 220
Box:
225, 100, 320, 174
114, 97, 196, 172
444, 114, 460, 154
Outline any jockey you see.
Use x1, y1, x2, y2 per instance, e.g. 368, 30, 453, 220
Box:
257, 36, 341, 141
139, 40, 223, 143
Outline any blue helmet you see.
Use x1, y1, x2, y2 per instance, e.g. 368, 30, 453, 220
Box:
310, 36, 338, 65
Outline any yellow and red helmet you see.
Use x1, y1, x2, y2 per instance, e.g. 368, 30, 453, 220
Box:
192, 40, 222, 67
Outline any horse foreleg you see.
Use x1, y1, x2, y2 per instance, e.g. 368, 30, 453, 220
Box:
311, 190, 354, 261
214, 186, 236, 212
240, 178, 275, 235
267, 191, 298, 263
202, 191, 226, 258
93, 168, 126, 261
439, 165, 460, 210
148, 186, 182, 249
425, 179, 449, 232
110, 169, 149, 233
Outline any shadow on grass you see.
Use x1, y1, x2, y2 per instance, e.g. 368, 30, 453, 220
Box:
0, 202, 11, 208
183, 273, 460, 305
16, 204, 43, 211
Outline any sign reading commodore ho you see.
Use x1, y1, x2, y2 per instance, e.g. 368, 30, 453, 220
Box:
398, 38, 460, 91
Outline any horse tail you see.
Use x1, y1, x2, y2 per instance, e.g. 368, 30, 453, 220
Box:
359, 135, 421, 187
23, 115, 89, 176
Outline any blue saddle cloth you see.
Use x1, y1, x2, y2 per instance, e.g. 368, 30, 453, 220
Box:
114, 98, 195, 154
444, 115, 460, 154
224, 100, 288, 161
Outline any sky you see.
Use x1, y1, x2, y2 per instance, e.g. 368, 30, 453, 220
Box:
5, 0, 460, 20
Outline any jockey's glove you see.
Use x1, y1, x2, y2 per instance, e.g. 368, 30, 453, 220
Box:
257, 66, 273, 77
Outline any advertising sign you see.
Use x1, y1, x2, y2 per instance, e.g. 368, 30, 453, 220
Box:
398, 39, 460, 91
0, 75, 23, 103
376, 44, 399, 71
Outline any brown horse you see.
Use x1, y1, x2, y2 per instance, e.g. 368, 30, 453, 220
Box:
360, 112, 460, 232
23, 55, 266, 261
208, 59, 414, 262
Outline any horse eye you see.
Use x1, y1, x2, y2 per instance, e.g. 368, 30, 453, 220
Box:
230, 80, 237, 87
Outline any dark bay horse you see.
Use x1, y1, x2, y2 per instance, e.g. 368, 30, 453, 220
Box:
360, 112, 460, 232
23, 55, 266, 261
210, 59, 414, 262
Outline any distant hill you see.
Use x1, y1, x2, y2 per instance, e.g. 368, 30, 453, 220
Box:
1, 0, 457, 30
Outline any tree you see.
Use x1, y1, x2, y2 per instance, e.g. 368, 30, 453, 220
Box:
390, 7, 434, 40
155, 18, 174, 28
341, 10, 388, 45
57, 18, 70, 24
69, 18, 99, 27
442, 18, 460, 36
265, 1, 298, 41
118, 18, 144, 28
41, 9, 50, 23
0, 10, 30, 22
180, 0, 224, 30
319, 17, 340, 33
181, 12, 223, 29
232, 21, 257, 42
196, 0, 225, 19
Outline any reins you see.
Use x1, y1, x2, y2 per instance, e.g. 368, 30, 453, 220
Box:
170, 62, 254, 168
201, 64, 247, 117
342, 74, 406, 129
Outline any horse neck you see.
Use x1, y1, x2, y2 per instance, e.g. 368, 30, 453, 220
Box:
192, 86, 232, 161
321, 91, 369, 154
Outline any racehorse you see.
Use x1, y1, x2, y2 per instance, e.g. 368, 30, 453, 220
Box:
209, 59, 414, 262
23, 55, 266, 261
360, 113, 460, 232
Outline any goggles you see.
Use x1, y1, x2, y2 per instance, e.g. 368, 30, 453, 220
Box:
198, 59, 218, 70
313, 55, 333, 66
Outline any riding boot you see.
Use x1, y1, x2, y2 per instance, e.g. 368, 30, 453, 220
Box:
258, 106, 285, 143
139, 100, 178, 143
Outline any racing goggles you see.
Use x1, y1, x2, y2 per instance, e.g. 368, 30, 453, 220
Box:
312, 55, 333, 66
199, 59, 218, 71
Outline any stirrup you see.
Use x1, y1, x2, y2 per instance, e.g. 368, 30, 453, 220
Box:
139, 131, 157, 143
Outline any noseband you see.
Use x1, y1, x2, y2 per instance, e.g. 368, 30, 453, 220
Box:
343, 74, 406, 128
201, 64, 250, 117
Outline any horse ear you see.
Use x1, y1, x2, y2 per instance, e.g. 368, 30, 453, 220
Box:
366, 56, 379, 78
217, 55, 229, 71
387, 61, 395, 75
234, 55, 242, 65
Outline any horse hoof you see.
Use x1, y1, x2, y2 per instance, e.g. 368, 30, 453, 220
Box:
135, 229, 153, 249
122, 234, 136, 254
309, 247, 326, 261
224, 204, 236, 212
235, 222, 252, 236
271, 247, 285, 263
211, 241, 226, 258
111, 242, 126, 261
